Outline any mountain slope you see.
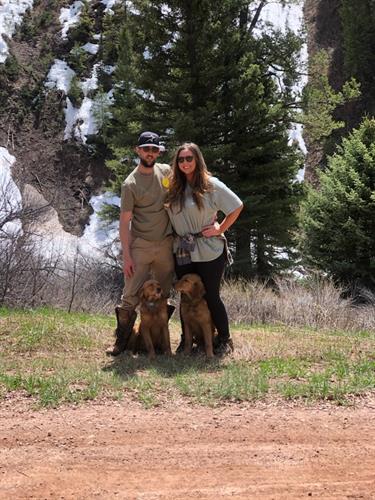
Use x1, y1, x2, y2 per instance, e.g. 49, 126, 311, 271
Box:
0, 0, 110, 235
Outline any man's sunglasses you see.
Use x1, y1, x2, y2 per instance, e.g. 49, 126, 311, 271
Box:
177, 155, 194, 164
140, 146, 160, 153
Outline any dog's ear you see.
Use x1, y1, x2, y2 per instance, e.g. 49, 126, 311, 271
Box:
138, 285, 146, 300
193, 278, 205, 299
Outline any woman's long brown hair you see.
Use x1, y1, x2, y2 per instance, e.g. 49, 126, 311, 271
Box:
166, 143, 212, 212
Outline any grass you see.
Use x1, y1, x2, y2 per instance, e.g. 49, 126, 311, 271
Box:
0, 307, 374, 408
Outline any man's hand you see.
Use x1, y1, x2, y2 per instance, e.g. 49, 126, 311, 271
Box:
123, 256, 135, 278
201, 221, 222, 237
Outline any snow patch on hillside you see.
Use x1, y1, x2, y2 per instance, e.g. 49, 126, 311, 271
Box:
45, 58, 113, 144
22, 184, 120, 259
82, 42, 99, 54
0, 0, 34, 63
101, 0, 120, 14
60, 0, 119, 39
45, 59, 76, 93
259, 0, 307, 181
0, 147, 22, 237
63, 66, 114, 143
60, 0, 84, 39
64, 97, 99, 143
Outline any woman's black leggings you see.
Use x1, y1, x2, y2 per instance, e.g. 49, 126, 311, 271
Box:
174, 251, 229, 341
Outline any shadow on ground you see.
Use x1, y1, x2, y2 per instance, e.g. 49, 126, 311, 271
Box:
102, 351, 224, 380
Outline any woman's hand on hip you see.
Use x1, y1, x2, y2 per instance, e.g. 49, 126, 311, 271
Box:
201, 221, 222, 237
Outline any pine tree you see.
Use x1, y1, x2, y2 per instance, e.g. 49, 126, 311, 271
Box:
299, 118, 375, 290
208, 5, 304, 278
301, 50, 360, 143
338, 0, 375, 131
340, 0, 375, 89
99, 7, 144, 222
101, 6, 128, 65
68, 1, 95, 44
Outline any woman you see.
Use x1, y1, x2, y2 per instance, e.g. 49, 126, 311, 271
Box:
166, 143, 243, 355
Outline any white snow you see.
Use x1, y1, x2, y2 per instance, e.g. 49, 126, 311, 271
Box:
59, 0, 84, 39
44, 60, 108, 144
0, 147, 22, 237
64, 92, 114, 144
260, 2, 304, 34
45, 59, 76, 93
101, 0, 120, 14
259, 0, 308, 180
83, 192, 120, 250
63, 63, 114, 143
63, 64, 104, 143
82, 42, 99, 54
74, 97, 98, 141
0, 147, 22, 210
23, 185, 120, 259
80, 63, 99, 95
64, 97, 78, 140
0, 0, 34, 63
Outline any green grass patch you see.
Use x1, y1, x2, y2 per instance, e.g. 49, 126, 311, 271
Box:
0, 307, 374, 408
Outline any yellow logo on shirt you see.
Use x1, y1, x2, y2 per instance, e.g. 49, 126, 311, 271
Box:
162, 177, 170, 189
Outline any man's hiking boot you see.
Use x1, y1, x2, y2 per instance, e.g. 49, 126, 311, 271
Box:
106, 307, 137, 356
213, 337, 234, 356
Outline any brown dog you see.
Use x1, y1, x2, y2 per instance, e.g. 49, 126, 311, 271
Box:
175, 274, 215, 358
135, 279, 172, 359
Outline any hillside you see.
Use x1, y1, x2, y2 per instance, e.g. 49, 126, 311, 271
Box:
0, 0, 112, 235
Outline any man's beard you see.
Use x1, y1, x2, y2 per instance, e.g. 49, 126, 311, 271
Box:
140, 158, 156, 168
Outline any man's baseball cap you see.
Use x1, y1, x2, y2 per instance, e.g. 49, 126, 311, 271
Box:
137, 131, 165, 151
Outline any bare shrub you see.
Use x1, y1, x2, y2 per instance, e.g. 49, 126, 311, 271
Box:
222, 275, 375, 332
46, 247, 123, 314
0, 180, 60, 307
0, 177, 123, 312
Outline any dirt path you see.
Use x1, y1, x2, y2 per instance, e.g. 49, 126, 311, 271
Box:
1, 397, 375, 499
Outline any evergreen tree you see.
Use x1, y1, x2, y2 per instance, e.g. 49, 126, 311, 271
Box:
341, 0, 375, 91
209, 5, 304, 278
101, 6, 128, 65
301, 50, 360, 143
100, 6, 144, 222
299, 118, 375, 290
68, 1, 95, 44
339, 0, 375, 130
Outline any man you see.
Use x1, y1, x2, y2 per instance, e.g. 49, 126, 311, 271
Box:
106, 131, 174, 356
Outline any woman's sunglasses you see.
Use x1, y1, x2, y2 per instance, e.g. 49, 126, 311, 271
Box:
177, 155, 194, 164
140, 146, 160, 153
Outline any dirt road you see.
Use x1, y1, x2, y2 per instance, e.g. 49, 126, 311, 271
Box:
1, 397, 374, 499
